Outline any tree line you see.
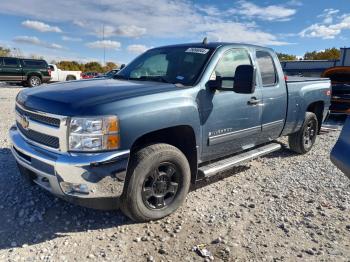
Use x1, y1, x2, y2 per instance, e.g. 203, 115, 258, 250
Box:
277, 47, 341, 61
0, 45, 343, 66
0, 46, 119, 73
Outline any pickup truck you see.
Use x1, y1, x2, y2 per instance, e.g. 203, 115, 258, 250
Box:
9, 42, 331, 222
48, 64, 81, 82
0, 57, 51, 87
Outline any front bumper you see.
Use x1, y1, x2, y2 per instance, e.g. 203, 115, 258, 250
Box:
9, 125, 129, 210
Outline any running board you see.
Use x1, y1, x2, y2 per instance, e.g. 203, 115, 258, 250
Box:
198, 143, 281, 179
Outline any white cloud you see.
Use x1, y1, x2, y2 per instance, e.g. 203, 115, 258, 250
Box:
196, 22, 290, 46
232, 1, 296, 21
300, 12, 350, 39
62, 36, 82, 41
318, 9, 340, 24
0, 0, 291, 46
13, 36, 64, 49
97, 25, 146, 38
286, 0, 303, 7
22, 20, 62, 33
86, 40, 121, 50
127, 44, 149, 54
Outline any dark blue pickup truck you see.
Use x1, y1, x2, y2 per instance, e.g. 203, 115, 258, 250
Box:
9, 42, 331, 221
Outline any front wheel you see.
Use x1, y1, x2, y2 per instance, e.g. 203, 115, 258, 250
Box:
288, 112, 318, 154
121, 143, 191, 222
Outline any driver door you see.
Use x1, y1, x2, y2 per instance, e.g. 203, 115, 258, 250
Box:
201, 48, 263, 162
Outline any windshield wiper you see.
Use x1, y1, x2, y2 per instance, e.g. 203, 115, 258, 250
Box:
113, 74, 128, 80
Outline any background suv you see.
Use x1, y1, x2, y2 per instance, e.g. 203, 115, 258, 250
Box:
0, 57, 51, 87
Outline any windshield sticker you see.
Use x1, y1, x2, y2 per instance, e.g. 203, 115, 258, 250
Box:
176, 76, 185, 80
185, 48, 209, 54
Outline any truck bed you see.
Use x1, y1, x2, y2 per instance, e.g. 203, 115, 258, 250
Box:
286, 76, 330, 82
282, 77, 331, 136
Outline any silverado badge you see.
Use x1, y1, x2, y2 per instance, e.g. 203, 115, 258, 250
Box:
20, 115, 30, 130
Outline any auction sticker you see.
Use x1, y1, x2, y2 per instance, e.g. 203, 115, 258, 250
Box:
185, 48, 209, 54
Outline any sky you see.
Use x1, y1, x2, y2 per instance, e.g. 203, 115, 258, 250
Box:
0, 0, 349, 65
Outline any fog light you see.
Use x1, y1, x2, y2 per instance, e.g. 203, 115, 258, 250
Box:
71, 183, 89, 194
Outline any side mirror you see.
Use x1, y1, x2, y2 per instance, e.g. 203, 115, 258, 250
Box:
206, 77, 222, 90
120, 64, 126, 69
233, 65, 256, 94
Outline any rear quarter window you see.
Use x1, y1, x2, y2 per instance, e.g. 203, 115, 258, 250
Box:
3, 58, 19, 67
22, 60, 48, 68
256, 51, 278, 87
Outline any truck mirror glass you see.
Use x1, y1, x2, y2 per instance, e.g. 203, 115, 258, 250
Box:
233, 65, 255, 94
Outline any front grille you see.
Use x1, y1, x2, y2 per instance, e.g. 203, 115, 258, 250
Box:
16, 105, 60, 127
17, 122, 59, 149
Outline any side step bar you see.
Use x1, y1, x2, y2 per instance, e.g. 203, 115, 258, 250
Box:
198, 143, 281, 178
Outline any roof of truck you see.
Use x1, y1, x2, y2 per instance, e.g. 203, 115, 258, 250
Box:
152, 42, 273, 51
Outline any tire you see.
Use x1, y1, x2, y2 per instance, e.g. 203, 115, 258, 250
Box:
66, 75, 76, 81
121, 143, 191, 222
288, 112, 318, 154
27, 75, 42, 87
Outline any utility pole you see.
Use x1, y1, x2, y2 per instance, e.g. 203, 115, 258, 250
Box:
102, 23, 106, 65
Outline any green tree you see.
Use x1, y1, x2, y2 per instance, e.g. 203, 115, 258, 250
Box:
0, 46, 11, 56
304, 48, 340, 60
56, 61, 83, 71
103, 62, 118, 72
277, 53, 297, 61
84, 61, 103, 72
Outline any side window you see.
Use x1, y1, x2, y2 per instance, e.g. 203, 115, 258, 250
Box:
256, 51, 277, 86
212, 49, 252, 89
49, 65, 55, 71
3, 58, 19, 67
23, 60, 47, 68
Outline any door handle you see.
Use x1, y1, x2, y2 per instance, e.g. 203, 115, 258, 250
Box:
247, 97, 261, 105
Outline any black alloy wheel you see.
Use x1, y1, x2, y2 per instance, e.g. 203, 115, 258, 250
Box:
141, 162, 180, 209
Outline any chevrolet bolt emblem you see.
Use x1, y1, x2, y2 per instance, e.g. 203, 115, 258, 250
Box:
20, 115, 30, 130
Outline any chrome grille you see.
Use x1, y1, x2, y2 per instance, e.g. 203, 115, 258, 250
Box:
17, 122, 59, 149
16, 105, 60, 127
15, 103, 68, 152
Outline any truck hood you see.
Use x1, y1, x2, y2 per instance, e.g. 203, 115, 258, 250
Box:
17, 79, 182, 115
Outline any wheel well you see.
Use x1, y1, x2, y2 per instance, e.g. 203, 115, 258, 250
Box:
130, 126, 198, 185
27, 73, 42, 80
66, 75, 76, 80
307, 101, 324, 132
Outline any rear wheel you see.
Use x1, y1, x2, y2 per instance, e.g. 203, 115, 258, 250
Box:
121, 143, 191, 222
27, 76, 41, 87
288, 112, 318, 154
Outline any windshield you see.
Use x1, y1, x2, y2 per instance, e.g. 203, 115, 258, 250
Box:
115, 46, 214, 86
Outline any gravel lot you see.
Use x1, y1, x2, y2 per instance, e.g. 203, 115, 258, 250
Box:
0, 86, 349, 261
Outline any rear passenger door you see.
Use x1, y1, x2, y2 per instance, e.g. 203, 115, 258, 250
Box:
1, 58, 22, 81
256, 50, 287, 143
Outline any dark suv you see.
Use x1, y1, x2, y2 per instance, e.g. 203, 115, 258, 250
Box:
0, 57, 51, 87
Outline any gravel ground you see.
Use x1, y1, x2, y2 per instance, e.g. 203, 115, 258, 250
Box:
0, 86, 349, 261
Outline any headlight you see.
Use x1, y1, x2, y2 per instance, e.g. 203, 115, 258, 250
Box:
68, 116, 120, 152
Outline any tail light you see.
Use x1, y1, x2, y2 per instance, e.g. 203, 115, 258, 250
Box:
48, 68, 51, 76
284, 75, 288, 81
325, 90, 331, 96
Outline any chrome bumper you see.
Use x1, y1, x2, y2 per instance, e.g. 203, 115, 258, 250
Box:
9, 125, 129, 209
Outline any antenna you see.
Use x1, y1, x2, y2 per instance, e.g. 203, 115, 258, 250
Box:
202, 37, 208, 45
